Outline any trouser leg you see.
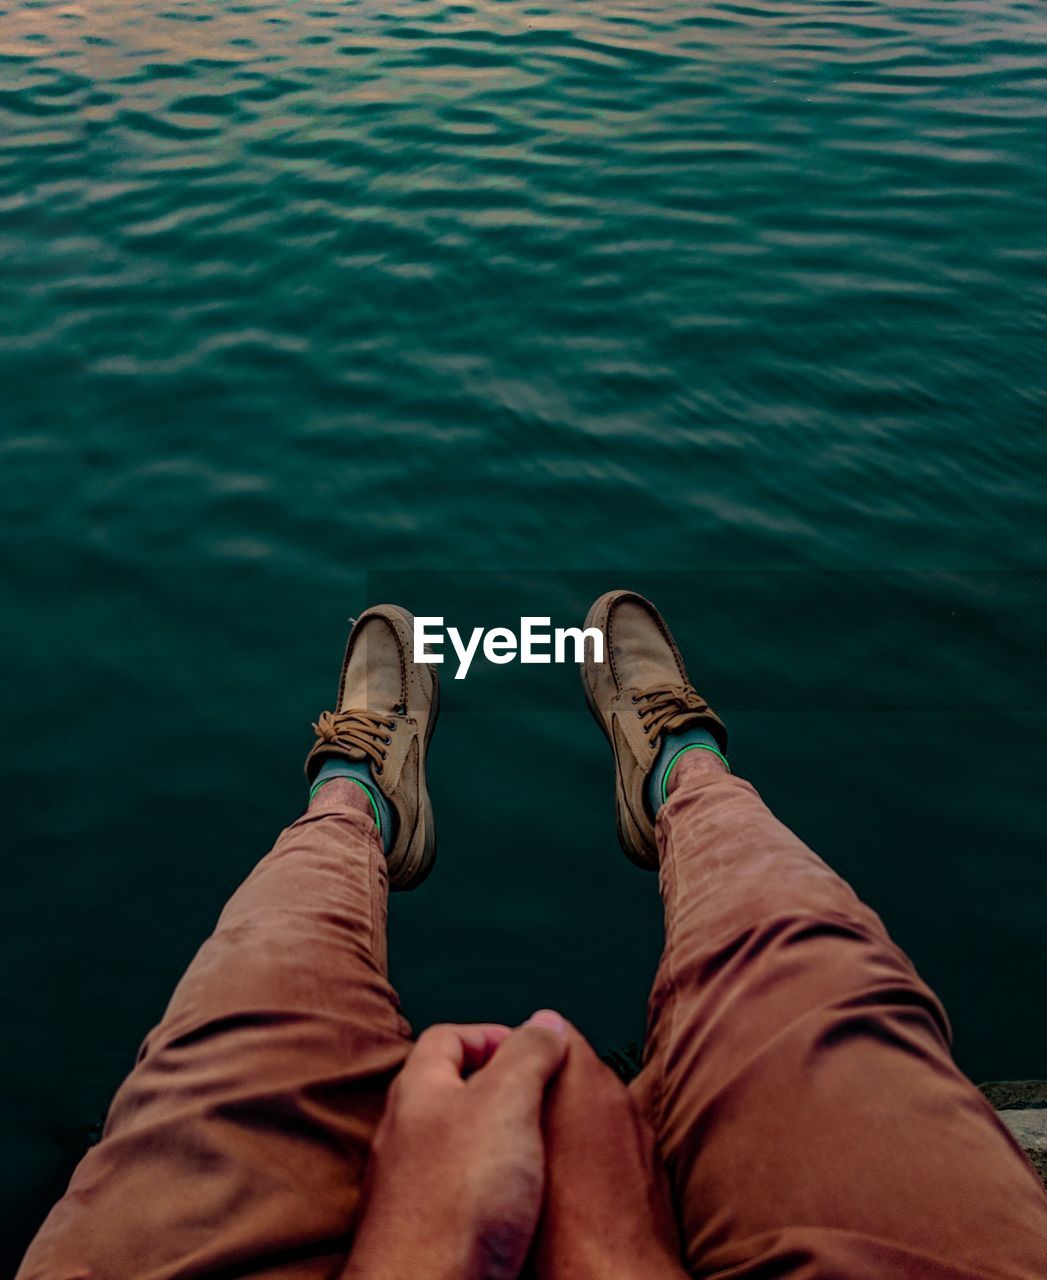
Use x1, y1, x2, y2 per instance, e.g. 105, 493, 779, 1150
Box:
632, 756, 1047, 1278
18, 782, 410, 1280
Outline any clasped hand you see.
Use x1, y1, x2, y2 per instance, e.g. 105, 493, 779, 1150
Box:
343, 1012, 687, 1280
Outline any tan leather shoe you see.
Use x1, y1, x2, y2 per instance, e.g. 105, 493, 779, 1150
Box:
581, 590, 727, 869
306, 604, 438, 890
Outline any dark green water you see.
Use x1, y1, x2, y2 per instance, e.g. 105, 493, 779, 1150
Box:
3, 0, 1047, 1263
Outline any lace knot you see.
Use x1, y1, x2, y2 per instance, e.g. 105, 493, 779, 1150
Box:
309, 708, 396, 771
313, 710, 342, 744
633, 682, 712, 746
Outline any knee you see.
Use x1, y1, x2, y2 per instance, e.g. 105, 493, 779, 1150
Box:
650, 910, 951, 1054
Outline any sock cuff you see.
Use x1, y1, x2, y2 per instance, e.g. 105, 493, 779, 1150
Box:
660, 742, 731, 804
309, 773, 383, 834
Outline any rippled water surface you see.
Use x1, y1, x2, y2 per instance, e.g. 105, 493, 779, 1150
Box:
3, 0, 1047, 1261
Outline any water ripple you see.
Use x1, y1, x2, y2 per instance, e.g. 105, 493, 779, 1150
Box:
1, 0, 1045, 577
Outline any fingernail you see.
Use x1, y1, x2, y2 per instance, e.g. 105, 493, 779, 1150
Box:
525, 1009, 565, 1035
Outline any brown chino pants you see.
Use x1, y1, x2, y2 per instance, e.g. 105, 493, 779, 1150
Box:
17, 767, 1047, 1279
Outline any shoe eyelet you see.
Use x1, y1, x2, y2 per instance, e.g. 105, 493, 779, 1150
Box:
388, 721, 397, 732
383, 735, 392, 745
642, 725, 649, 735
375, 763, 384, 774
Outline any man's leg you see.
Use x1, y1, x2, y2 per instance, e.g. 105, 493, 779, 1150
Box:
633, 748, 1047, 1278
581, 588, 1047, 1278
18, 780, 409, 1280
19, 603, 440, 1279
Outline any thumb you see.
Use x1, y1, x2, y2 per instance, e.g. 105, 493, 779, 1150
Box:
478, 1009, 568, 1099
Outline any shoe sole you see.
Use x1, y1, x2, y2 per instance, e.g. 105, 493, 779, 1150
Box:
397, 659, 439, 890
372, 604, 440, 891
581, 592, 659, 870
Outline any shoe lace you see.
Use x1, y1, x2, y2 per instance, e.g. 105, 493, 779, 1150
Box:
311, 709, 396, 775
632, 683, 712, 747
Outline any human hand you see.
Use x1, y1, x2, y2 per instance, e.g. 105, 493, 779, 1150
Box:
532, 1024, 688, 1280
343, 1013, 568, 1280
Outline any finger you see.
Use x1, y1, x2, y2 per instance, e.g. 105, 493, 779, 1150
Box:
401, 1022, 512, 1085
544, 1019, 626, 1118
474, 1009, 568, 1102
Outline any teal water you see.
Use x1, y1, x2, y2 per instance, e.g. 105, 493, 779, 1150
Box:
3, 0, 1047, 1262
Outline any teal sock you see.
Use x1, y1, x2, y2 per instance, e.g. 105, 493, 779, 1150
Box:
310, 758, 394, 854
646, 728, 730, 819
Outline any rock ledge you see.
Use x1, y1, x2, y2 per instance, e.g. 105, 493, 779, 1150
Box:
980, 1081, 1047, 1185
